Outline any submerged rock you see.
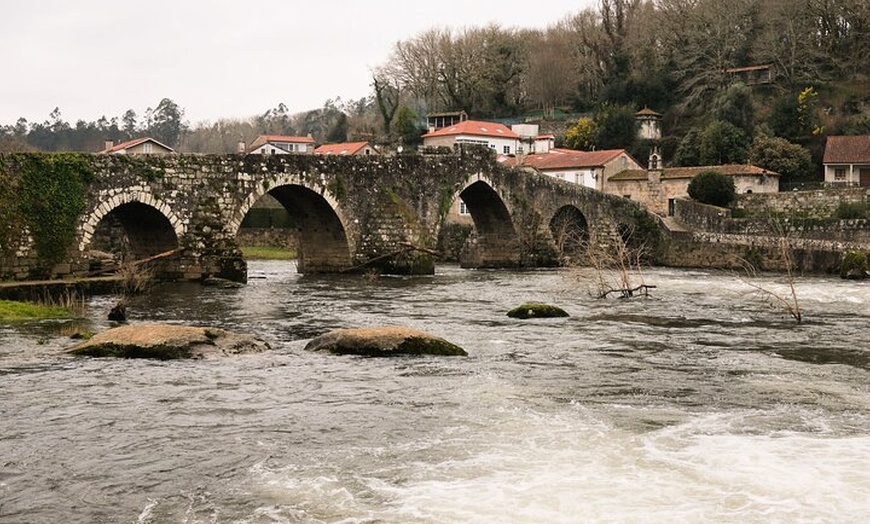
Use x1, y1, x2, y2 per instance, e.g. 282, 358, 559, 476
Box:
305, 326, 467, 357
507, 302, 569, 319
68, 323, 269, 359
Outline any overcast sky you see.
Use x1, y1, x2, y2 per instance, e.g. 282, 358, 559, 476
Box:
1, 0, 597, 126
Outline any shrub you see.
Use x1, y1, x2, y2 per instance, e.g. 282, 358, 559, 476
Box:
687, 170, 736, 208
835, 202, 867, 220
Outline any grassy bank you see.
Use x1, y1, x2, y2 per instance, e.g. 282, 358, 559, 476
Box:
0, 299, 74, 321
240, 246, 297, 260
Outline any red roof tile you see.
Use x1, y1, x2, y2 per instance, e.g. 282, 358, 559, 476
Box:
505, 149, 631, 170
314, 141, 372, 155
253, 134, 315, 145
823, 135, 870, 164
99, 137, 174, 154
422, 119, 519, 139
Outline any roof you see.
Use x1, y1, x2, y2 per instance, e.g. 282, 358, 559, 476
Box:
422, 119, 519, 140
609, 164, 779, 181
635, 108, 662, 117
248, 134, 315, 151
314, 141, 372, 156
504, 148, 630, 170
823, 135, 870, 164
100, 137, 174, 154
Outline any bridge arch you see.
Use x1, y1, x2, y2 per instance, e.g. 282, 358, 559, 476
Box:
455, 175, 522, 268
549, 205, 590, 265
233, 174, 353, 273
78, 191, 184, 259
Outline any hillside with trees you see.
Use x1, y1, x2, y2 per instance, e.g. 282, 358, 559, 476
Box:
2, 0, 867, 185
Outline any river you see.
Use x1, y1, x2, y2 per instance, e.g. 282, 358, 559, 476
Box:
1, 262, 869, 523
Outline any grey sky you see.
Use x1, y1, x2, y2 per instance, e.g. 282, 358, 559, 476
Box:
1, 0, 596, 126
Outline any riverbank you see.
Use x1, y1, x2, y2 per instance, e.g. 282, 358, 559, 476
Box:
0, 276, 120, 302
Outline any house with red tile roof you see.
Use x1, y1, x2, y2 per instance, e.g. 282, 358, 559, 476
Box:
422, 119, 521, 155
503, 148, 642, 190
608, 163, 780, 215
98, 137, 174, 155
314, 141, 378, 156
247, 134, 315, 155
823, 135, 870, 187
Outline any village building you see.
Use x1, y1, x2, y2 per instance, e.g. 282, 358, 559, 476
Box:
246, 134, 315, 155
503, 148, 643, 191
823, 135, 870, 187
426, 110, 468, 133
314, 141, 378, 156
608, 161, 780, 216
635, 108, 662, 140
421, 119, 521, 155
98, 137, 174, 156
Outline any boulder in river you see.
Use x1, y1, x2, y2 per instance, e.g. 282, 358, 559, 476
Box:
305, 326, 467, 357
68, 323, 269, 359
506, 302, 569, 319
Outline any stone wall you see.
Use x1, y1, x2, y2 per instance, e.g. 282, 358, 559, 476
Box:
667, 194, 870, 274
736, 187, 870, 218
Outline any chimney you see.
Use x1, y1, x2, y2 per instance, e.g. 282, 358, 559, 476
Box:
237, 140, 246, 154
104, 139, 114, 152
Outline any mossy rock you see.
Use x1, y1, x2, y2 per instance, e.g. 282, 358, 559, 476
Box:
507, 302, 569, 319
305, 326, 467, 357
840, 250, 869, 280
68, 323, 269, 359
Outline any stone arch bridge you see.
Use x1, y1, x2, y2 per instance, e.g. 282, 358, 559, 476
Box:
0, 148, 661, 282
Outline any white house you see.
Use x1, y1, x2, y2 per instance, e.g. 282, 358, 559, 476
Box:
247, 135, 315, 155
99, 137, 174, 155
511, 123, 555, 154
503, 148, 643, 190
421, 119, 520, 155
823, 135, 870, 187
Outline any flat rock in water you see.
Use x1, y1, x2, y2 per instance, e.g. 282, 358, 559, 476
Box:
68, 323, 269, 359
304, 326, 467, 357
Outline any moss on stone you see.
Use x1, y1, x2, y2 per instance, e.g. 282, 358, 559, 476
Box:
507, 302, 569, 319
841, 250, 868, 279
305, 326, 467, 357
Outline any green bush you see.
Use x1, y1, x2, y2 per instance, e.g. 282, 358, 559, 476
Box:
687, 170, 736, 208
835, 202, 867, 220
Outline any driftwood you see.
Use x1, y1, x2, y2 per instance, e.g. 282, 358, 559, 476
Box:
340, 244, 439, 273
87, 248, 183, 277
597, 284, 657, 299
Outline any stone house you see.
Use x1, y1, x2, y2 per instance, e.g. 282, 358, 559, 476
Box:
246, 134, 315, 155
99, 137, 174, 155
503, 148, 643, 191
823, 135, 870, 187
314, 141, 379, 156
608, 162, 780, 216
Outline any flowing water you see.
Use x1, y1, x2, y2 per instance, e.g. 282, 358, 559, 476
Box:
1, 262, 869, 523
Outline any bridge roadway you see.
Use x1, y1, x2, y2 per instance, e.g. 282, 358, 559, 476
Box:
0, 148, 660, 282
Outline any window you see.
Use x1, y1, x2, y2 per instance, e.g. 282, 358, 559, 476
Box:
834, 168, 847, 181
459, 201, 470, 215
143, 142, 153, 154
503, 145, 510, 154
